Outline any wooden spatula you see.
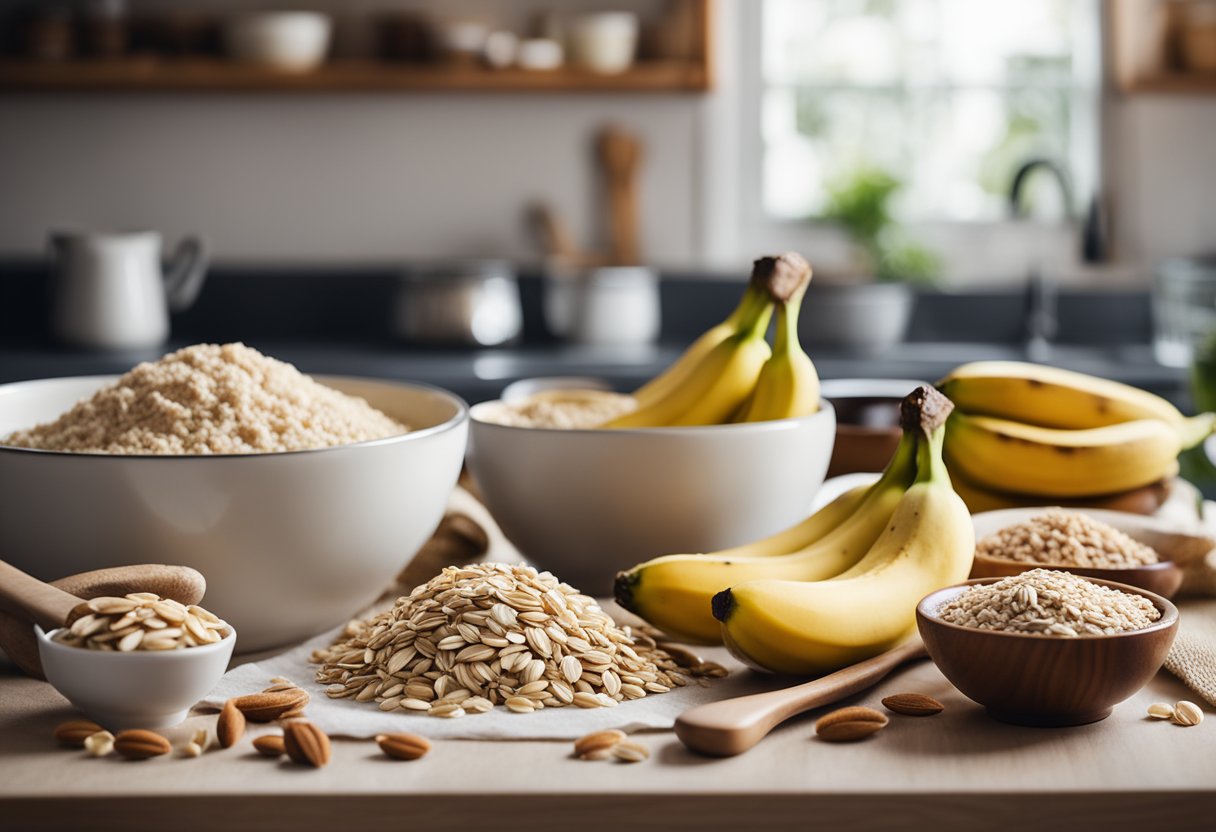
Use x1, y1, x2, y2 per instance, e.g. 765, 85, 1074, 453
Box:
674, 637, 928, 757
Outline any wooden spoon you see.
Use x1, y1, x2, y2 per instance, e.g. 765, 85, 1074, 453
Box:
674, 637, 928, 757
0, 563, 206, 679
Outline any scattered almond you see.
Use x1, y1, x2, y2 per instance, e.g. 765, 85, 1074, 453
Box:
1173, 701, 1204, 727
573, 729, 625, 759
611, 740, 650, 763
253, 735, 287, 757
113, 729, 172, 760
283, 721, 331, 767
375, 732, 432, 761
815, 706, 889, 743
53, 719, 105, 747
1147, 702, 1175, 720
83, 730, 115, 757
230, 689, 310, 723
881, 693, 944, 717
217, 700, 247, 748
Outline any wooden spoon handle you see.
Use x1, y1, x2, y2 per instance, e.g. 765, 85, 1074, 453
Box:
0, 559, 85, 632
674, 637, 928, 757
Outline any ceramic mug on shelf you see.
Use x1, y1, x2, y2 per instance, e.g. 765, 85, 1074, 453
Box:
544, 266, 660, 346
49, 230, 209, 350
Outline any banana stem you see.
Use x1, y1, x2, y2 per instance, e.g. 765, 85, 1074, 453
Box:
914, 425, 948, 485
772, 288, 805, 358
751, 252, 812, 304
1179, 412, 1216, 450
875, 430, 918, 490
723, 283, 770, 331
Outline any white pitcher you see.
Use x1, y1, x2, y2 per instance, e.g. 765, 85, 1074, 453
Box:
49, 231, 208, 350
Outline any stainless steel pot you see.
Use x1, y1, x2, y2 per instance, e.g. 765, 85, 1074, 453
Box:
392, 260, 522, 347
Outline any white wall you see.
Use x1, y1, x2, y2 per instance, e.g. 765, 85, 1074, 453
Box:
0, 1, 1213, 277
0, 93, 701, 265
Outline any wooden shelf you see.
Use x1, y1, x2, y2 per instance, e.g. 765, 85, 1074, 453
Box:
1120, 72, 1216, 95
0, 57, 710, 94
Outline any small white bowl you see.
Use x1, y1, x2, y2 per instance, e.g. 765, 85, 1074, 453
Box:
468, 403, 836, 592
226, 12, 332, 72
36, 626, 236, 730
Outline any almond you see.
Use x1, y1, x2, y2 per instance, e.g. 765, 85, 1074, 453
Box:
113, 729, 172, 759
283, 721, 331, 767
230, 689, 310, 723
881, 693, 944, 717
217, 699, 247, 748
53, 719, 105, 748
253, 734, 287, 757
375, 732, 432, 761
815, 706, 889, 743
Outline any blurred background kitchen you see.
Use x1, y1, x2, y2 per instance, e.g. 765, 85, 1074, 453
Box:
0, 0, 1214, 423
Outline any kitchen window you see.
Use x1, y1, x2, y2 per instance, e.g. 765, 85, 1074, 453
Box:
726, 0, 1103, 276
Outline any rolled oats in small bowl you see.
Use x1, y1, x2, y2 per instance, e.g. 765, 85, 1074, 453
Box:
917, 573, 1179, 726
969, 507, 1189, 599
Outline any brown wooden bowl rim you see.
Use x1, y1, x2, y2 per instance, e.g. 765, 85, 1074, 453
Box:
970, 554, 1181, 575
917, 576, 1180, 641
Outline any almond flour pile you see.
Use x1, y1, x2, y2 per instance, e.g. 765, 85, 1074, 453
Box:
3, 343, 406, 454
936, 569, 1162, 637
313, 563, 722, 718
977, 510, 1159, 569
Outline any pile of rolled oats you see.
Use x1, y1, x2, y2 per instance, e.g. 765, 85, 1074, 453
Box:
977, 510, 1159, 568
312, 563, 724, 718
935, 569, 1162, 637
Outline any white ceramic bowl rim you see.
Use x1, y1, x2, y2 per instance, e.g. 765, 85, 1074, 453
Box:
36, 624, 238, 659
470, 398, 835, 436
0, 375, 468, 460
917, 577, 1180, 641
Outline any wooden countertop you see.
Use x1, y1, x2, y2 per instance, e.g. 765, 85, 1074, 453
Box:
3, 603, 1215, 832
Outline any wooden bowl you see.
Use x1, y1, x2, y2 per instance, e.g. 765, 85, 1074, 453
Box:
971, 507, 1214, 600
917, 577, 1179, 727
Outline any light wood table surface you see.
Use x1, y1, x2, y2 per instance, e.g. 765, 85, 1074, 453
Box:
3, 620, 1214, 832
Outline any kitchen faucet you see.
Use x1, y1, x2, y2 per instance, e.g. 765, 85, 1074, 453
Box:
1008, 158, 1107, 363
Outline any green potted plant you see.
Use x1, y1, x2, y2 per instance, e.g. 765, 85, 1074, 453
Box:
805, 167, 941, 353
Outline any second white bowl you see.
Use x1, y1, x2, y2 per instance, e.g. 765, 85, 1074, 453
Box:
468, 403, 836, 594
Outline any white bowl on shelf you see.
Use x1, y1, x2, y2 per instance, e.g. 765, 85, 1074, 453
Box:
225, 12, 332, 73
0, 376, 468, 652
468, 402, 836, 593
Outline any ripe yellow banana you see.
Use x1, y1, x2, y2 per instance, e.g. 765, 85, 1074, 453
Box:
938, 360, 1216, 447
603, 305, 772, 428
736, 281, 820, 422
949, 461, 1179, 515
944, 412, 1181, 498
615, 436, 917, 643
714, 411, 974, 676
633, 284, 770, 409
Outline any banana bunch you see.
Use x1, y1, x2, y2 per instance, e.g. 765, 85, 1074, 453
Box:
938, 361, 1216, 510
711, 387, 974, 675
614, 434, 917, 642
604, 252, 820, 428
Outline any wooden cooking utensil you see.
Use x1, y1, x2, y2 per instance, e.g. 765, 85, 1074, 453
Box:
528, 201, 582, 266
0, 564, 207, 679
674, 637, 928, 757
596, 126, 643, 266
0, 559, 87, 632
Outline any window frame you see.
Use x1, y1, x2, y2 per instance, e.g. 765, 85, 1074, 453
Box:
716, 0, 1106, 281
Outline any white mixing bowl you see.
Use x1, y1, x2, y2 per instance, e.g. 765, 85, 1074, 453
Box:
0, 376, 468, 652
468, 402, 836, 593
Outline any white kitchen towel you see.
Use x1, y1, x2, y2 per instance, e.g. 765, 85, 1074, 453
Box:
198, 616, 781, 740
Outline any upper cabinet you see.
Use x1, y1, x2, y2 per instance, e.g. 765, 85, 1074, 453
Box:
1111, 0, 1216, 93
0, 0, 712, 93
